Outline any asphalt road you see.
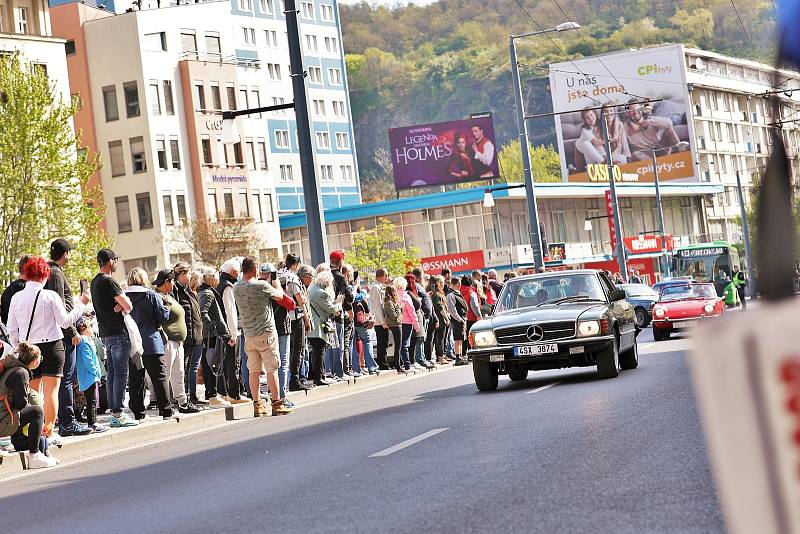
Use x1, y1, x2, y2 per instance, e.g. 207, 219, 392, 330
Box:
0, 328, 725, 534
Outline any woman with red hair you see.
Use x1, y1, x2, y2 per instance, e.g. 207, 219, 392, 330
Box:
7, 256, 89, 443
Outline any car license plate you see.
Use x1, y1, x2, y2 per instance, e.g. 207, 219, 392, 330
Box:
674, 320, 698, 328
514, 344, 558, 356
489, 354, 504, 363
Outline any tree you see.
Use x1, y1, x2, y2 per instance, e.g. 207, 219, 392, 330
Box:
171, 216, 265, 268
348, 218, 420, 279
497, 140, 562, 183
0, 53, 108, 288
359, 148, 395, 203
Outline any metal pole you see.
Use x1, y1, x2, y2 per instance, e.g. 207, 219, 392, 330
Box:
600, 113, 627, 281
651, 150, 670, 277
285, 0, 327, 266
509, 36, 544, 270
736, 169, 757, 299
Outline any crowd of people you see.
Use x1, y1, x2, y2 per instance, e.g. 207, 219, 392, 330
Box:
0, 240, 509, 469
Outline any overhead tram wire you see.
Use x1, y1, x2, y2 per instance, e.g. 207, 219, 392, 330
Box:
510, 0, 614, 104
729, 0, 752, 44
547, 0, 648, 101
527, 64, 688, 85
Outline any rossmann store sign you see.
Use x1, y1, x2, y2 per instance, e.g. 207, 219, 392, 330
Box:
623, 234, 674, 255
421, 250, 485, 273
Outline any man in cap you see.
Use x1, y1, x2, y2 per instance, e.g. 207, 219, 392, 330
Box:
45, 239, 92, 436
326, 250, 346, 378
90, 249, 137, 427
280, 254, 313, 391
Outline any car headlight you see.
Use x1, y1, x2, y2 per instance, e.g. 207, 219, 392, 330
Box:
577, 320, 600, 337
653, 306, 665, 318
472, 331, 497, 347
704, 304, 714, 313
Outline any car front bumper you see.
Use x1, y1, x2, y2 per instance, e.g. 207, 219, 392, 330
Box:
652, 314, 721, 329
468, 335, 615, 365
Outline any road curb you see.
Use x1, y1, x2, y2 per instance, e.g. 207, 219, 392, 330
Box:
0, 363, 459, 478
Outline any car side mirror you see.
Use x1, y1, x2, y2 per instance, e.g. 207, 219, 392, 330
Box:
609, 289, 626, 302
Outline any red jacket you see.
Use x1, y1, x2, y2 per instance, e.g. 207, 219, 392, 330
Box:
460, 286, 479, 322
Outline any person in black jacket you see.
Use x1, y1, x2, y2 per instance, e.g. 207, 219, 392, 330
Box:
172, 262, 207, 405
0, 255, 30, 327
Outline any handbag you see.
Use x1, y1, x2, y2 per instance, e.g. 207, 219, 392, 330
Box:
123, 313, 144, 370
204, 336, 225, 371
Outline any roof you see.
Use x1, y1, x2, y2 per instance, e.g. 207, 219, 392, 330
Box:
280, 182, 725, 230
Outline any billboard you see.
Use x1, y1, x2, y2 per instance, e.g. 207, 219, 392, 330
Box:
388, 116, 500, 189
549, 44, 697, 183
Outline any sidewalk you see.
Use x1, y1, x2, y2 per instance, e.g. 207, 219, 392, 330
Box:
0, 363, 459, 478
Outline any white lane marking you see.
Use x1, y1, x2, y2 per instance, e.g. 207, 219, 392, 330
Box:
523, 381, 560, 395
369, 428, 449, 457
640, 342, 655, 350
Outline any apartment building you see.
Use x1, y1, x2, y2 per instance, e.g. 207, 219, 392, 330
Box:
51, 0, 360, 273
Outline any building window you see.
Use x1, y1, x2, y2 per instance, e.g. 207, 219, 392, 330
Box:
267, 63, 281, 80
144, 32, 167, 52
205, 34, 221, 61
279, 164, 293, 181
257, 140, 268, 169
301, 1, 314, 19
264, 29, 277, 47
16, 7, 28, 34
242, 27, 256, 46
115, 196, 132, 233
233, 142, 244, 166
320, 4, 334, 21
332, 100, 346, 118
271, 96, 286, 114
246, 140, 256, 170
226, 86, 236, 110
259, 0, 274, 14
102, 86, 119, 122
163, 194, 174, 226
316, 131, 330, 149
130, 137, 147, 173
313, 99, 326, 116
238, 190, 250, 218
308, 66, 322, 84
335, 132, 349, 149
169, 138, 181, 170
252, 193, 263, 223
65, 40, 76, 55
305, 34, 318, 52
275, 130, 290, 148
148, 81, 161, 115
123, 81, 140, 118
201, 136, 212, 165
109, 140, 125, 177
264, 193, 274, 222
239, 88, 249, 110
340, 164, 354, 181
328, 68, 342, 86
207, 190, 218, 221
180, 31, 198, 59
156, 138, 168, 170
320, 164, 333, 181
163, 80, 174, 115
210, 84, 222, 111
194, 83, 206, 111
223, 190, 235, 218
250, 89, 261, 116
176, 194, 188, 222
238, 0, 252, 11
324, 36, 338, 53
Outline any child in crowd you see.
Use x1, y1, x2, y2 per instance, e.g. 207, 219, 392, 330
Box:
75, 318, 108, 433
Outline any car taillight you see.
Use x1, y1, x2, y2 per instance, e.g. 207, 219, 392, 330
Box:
599, 319, 610, 334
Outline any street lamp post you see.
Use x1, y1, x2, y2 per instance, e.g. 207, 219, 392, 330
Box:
650, 150, 671, 277
735, 169, 757, 299
510, 21, 579, 271
600, 112, 627, 280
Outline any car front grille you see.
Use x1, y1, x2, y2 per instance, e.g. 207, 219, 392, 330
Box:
495, 321, 576, 344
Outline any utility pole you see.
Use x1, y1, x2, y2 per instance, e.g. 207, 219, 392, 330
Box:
285, 0, 327, 266
651, 150, 671, 277
601, 112, 627, 281
736, 169, 757, 299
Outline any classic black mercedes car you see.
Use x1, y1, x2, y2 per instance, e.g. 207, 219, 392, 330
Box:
468, 270, 640, 391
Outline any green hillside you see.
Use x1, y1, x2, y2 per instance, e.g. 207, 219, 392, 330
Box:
340, 0, 776, 200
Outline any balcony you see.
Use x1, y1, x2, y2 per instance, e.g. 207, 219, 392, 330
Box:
178, 52, 260, 69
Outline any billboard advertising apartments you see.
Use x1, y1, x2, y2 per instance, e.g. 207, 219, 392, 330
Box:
549, 44, 698, 183
388, 116, 500, 190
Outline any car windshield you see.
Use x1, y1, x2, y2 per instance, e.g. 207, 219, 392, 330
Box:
659, 283, 716, 301
622, 284, 657, 298
496, 273, 606, 312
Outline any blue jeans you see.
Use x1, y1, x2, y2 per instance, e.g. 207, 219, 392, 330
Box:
324, 321, 344, 377
446, 326, 455, 357
103, 333, 131, 414
239, 335, 250, 397
58, 342, 77, 426
300, 343, 309, 380
400, 324, 413, 369
278, 334, 290, 398
352, 326, 379, 373
185, 344, 203, 398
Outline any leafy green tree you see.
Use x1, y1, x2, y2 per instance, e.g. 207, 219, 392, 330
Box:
348, 218, 420, 279
497, 140, 562, 183
0, 53, 108, 288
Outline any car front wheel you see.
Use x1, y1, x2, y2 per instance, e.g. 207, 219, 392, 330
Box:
634, 307, 649, 328
473, 359, 499, 391
596, 336, 620, 379
508, 367, 528, 381
620, 339, 639, 370
653, 327, 669, 342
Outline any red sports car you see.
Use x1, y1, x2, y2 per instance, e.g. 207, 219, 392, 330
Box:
651, 282, 724, 341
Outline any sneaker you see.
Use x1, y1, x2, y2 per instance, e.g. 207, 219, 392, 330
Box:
146, 401, 158, 410
225, 396, 251, 405
47, 432, 64, 447
253, 400, 269, 417
59, 421, 93, 437
368, 368, 381, 375
289, 381, 313, 391
190, 396, 209, 406
28, 451, 58, 469
161, 410, 175, 420
178, 403, 201, 414
110, 412, 139, 428
283, 399, 295, 408
271, 399, 293, 416
351, 372, 363, 378
424, 361, 436, 369
208, 395, 232, 408
90, 423, 109, 433
454, 358, 469, 366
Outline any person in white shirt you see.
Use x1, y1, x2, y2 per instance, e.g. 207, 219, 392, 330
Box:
470, 124, 496, 178
8, 256, 89, 441
369, 268, 390, 370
